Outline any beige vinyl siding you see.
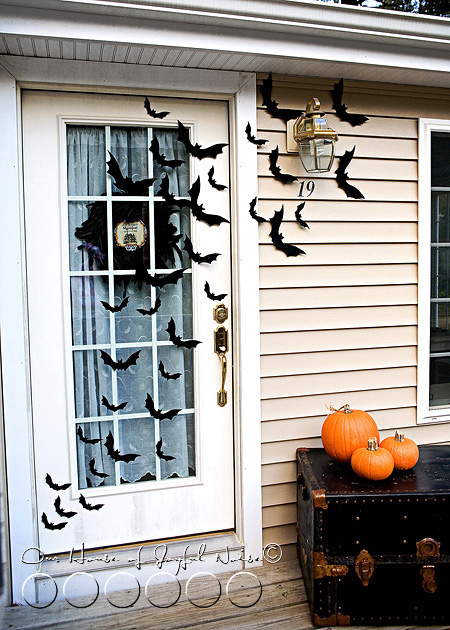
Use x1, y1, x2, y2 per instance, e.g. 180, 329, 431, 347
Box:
258, 75, 450, 559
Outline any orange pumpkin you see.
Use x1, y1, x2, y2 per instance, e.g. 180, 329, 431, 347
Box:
380, 430, 419, 470
321, 405, 380, 463
351, 438, 394, 481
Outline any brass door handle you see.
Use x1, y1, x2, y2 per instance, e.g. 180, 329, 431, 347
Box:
214, 324, 228, 407
218, 352, 227, 407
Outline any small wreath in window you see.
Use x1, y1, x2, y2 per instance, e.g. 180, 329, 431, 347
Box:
114, 220, 147, 252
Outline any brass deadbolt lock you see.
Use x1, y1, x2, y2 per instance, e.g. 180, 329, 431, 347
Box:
213, 303, 228, 324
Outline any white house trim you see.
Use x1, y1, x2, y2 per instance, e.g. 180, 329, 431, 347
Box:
0, 59, 262, 603
418, 119, 450, 425
1, 1, 450, 88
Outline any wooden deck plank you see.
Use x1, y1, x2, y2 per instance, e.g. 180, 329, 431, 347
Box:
182, 603, 314, 630
8, 580, 305, 629
3, 561, 304, 629
4, 560, 450, 630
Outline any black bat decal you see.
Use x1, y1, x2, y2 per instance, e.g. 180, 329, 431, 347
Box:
183, 236, 220, 264
245, 122, 268, 146
149, 136, 184, 169
159, 360, 181, 381
104, 431, 141, 463
144, 97, 170, 119
188, 177, 229, 226
147, 268, 185, 288
260, 73, 304, 122
156, 438, 175, 461
204, 281, 227, 302
177, 120, 227, 160
77, 426, 101, 445
269, 206, 306, 257
136, 296, 162, 316
100, 296, 129, 313
269, 146, 298, 184
89, 458, 109, 479
295, 202, 310, 229
175, 177, 229, 226
156, 174, 179, 206
54, 496, 77, 519
335, 147, 365, 200
100, 349, 141, 371
207, 166, 227, 191
249, 197, 267, 224
101, 395, 128, 412
45, 473, 71, 491
79, 493, 104, 511
134, 266, 185, 290
41, 512, 67, 530
331, 79, 368, 127
145, 393, 181, 421
107, 152, 156, 195
157, 175, 228, 226
166, 317, 201, 350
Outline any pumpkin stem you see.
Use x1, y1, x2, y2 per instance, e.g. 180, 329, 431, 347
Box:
329, 404, 352, 414
395, 430, 405, 442
367, 437, 378, 451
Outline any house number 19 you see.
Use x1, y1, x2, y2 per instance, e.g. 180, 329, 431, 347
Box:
298, 181, 315, 197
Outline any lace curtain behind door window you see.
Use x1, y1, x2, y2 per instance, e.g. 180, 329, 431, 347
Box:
68, 125, 194, 488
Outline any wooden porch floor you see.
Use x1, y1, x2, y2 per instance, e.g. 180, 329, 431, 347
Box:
3, 560, 450, 630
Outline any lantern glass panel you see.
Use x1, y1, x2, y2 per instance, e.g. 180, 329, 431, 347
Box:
299, 138, 334, 173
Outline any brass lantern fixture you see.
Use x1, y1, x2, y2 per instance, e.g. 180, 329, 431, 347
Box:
293, 98, 338, 173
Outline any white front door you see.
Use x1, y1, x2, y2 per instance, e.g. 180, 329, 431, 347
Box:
22, 90, 234, 553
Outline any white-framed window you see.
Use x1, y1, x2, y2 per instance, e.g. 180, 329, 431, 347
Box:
418, 120, 450, 424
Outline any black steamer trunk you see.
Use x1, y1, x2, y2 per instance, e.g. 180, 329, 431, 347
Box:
296, 445, 450, 626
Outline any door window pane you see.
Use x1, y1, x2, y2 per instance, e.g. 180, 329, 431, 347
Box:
110, 127, 149, 195
67, 126, 106, 196
152, 129, 190, 197
76, 421, 116, 489
71, 276, 110, 346
119, 417, 156, 484
73, 349, 113, 418
114, 278, 153, 344
69, 201, 108, 271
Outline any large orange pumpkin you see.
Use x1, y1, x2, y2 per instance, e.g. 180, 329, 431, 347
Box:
351, 438, 394, 481
379, 430, 419, 470
321, 405, 380, 464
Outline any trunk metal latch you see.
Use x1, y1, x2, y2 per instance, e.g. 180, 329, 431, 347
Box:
355, 549, 374, 587
417, 537, 440, 594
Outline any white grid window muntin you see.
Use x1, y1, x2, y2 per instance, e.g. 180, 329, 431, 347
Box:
66, 123, 196, 485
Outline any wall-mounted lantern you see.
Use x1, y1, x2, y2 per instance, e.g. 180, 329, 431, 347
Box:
293, 98, 338, 173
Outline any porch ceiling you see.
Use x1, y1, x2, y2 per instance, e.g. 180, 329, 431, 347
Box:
1, 0, 450, 88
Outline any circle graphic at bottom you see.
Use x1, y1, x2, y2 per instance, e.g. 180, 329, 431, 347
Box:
145, 572, 181, 608
226, 571, 262, 608
63, 571, 99, 608
22, 573, 58, 609
185, 572, 221, 608
104, 572, 140, 608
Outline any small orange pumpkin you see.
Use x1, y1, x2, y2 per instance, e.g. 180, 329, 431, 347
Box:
321, 405, 380, 464
351, 438, 394, 481
380, 430, 419, 470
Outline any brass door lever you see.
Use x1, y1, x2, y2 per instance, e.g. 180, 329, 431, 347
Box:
214, 324, 229, 407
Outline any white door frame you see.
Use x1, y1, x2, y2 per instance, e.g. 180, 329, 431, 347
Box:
0, 57, 262, 603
